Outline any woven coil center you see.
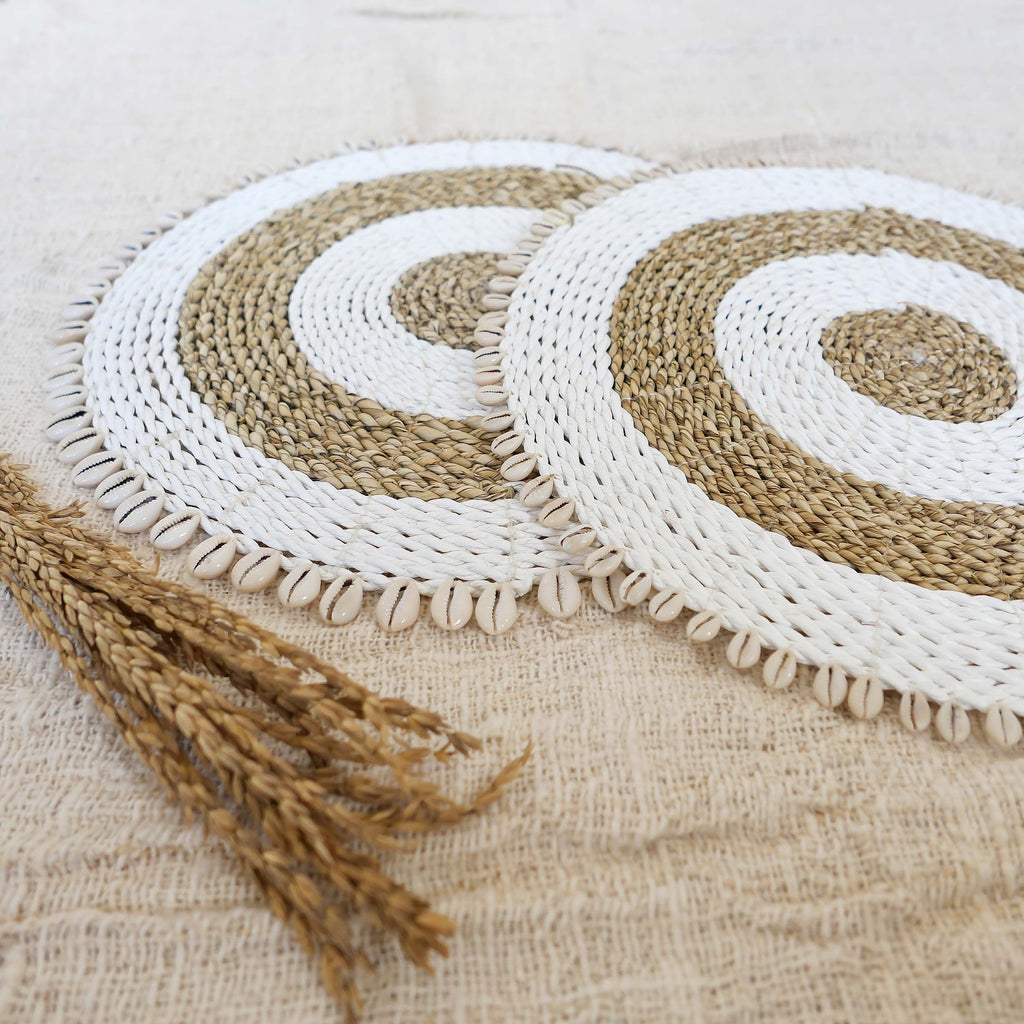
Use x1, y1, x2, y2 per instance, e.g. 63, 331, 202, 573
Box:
391, 252, 502, 347
820, 304, 1016, 422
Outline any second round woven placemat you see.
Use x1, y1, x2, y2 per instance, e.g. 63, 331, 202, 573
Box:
474, 164, 1024, 742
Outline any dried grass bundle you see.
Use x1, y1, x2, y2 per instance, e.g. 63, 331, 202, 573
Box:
0, 456, 527, 1020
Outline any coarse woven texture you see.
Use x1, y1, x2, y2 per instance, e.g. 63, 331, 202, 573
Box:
492, 166, 1024, 715
6, 0, 1024, 1022
60, 141, 652, 607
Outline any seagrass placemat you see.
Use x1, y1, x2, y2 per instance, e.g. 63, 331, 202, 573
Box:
475, 164, 1024, 744
44, 139, 654, 634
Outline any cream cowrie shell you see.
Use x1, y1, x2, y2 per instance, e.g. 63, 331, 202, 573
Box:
898, 691, 931, 733
848, 675, 884, 720
537, 567, 581, 620
376, 578, 421, 632
475, 582, 518, 635
319, 576, 363, 625
278, 561, 322, 609
430, 580, 474, 631
686, 610, 722, 644
71, 451, 122, 488
113, 490, 164, 534
149, 509, 202, 551
812, 664, 848, 708
591, 571, 627, 614
726, 630, 761, 671
935, 701, 970, 743
648, 589, 687, 623
188, 534, 237, 580
762, 648, 797, 690
230, 548, 282, 593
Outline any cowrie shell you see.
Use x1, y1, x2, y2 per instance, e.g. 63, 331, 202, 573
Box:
898, 691, 931, 733
501, 452, 537, 481
984, 704, 1022, 747
584, 545, 624, 578
113, 490, 164, 534
319, 575, 363, 625
686, 610, 721, 644
537, 567, 581, 620
488, 275, 520, 294
277, 561, 322, 609
476, 385, 509, 407
649, 589, 687, 623
480, 409, 515, 433
474, 324, 504, 346
490, 431, 524, 458
95, 470, 144, 509
46, 385, 88, 411
47, 342, 84, 368
53, 323, 89, 344
430, 580, 474, 631
473, 347, 503, 368
539, 496, 575, 529
591, 571, 626, 613
376, 578, 421, 632
56, 427, 105, 463
762, 648, 797, 690
231, 548, 282, 593
71, 451, 122, 488
475, 582, 518, 635
149, 509, 202, 551
848, 675, 884, 720
472, 366, 503, 387
45, 364, 84, 389
618, 569, 652, 606
812, 664, 848, 708
560, 525, 597, 554
62, 299, 98, 322
519, 475, 556, 508
935, 701, 971, 743
45, 406, 92, 442
726, 630, 761, 671
188, 534, 237, 580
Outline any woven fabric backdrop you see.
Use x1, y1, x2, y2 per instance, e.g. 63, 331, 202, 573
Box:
4, 1, 1024, 1020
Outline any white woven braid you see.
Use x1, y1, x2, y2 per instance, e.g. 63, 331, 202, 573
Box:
493, 166, 1024, 713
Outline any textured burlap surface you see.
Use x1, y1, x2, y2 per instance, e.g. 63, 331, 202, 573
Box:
3, 1, 1024, 1020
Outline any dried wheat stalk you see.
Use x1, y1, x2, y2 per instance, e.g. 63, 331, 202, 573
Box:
0, 456, 528, 1021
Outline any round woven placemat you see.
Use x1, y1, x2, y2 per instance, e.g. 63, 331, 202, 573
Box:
477, 165, 1024, 732
43, 140, 655, 631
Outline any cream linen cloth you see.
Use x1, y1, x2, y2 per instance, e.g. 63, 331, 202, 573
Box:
3, 1, 1024, 1020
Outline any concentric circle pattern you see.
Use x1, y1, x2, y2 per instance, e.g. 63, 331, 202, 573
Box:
68, 140, 655, 602
495, 167, 1024, 710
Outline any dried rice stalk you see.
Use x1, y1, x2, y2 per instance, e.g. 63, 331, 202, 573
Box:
0, 455, 528, 1021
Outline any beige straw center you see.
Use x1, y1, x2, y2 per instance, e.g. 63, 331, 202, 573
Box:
821, 304, 1016, 422
610, 206, 1024, 600
391, 252, 503, 347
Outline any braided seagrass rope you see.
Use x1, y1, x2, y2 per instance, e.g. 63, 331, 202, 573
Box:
44, 140, 655, 634
820, 305, 1016, 422
471, 164, 1024, 745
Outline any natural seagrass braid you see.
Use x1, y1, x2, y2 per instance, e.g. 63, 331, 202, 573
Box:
45, 139, 658, 636
471, 163, 1024, 748
0, 455, 528, 1021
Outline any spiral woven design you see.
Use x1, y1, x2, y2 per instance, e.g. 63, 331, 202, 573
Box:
494, 167, 1024, 710
71, 140, 655, 593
